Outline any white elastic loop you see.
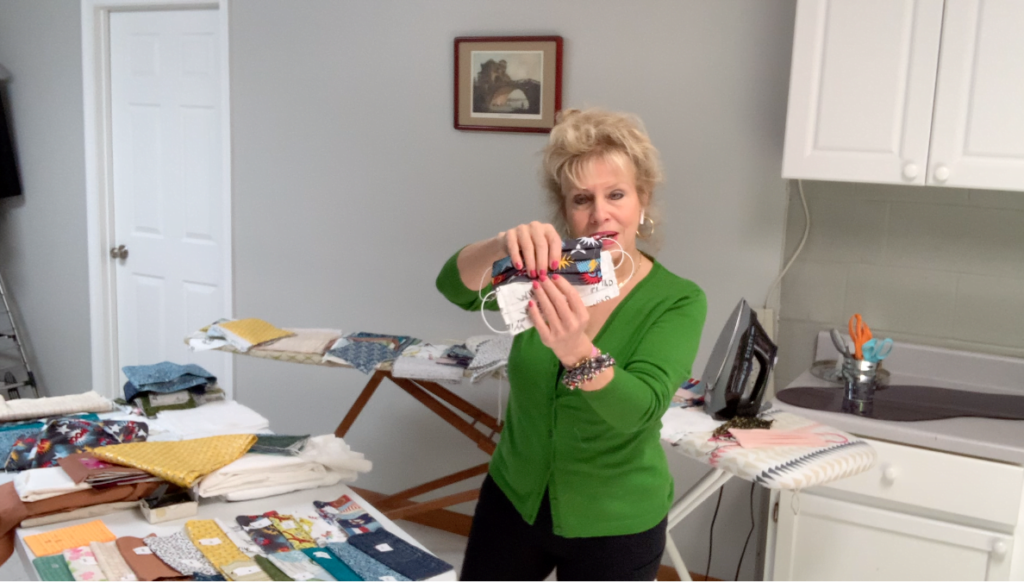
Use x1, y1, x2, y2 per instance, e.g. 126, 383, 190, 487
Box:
478, 267, 492, 301
600, 236, 626, 269
599, 237, 637, 287
479, 291, 509, 335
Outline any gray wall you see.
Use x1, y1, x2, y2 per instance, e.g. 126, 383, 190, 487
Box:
0, 1, 90, 397
0, 1, 797, 579
776, 181, 1024, 390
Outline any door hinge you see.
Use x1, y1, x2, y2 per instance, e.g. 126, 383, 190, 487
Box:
772, 501, 779, 522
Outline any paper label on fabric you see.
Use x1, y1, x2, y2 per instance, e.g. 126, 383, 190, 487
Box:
375, 543, 393, 552
199, 538, 222, 546
313, 551, 331, 559
80, 557, 98, 565
279, 520, 296, 530
133, 547, 153, 555
250, 518, 272, 528
233, 566, 262, 576
495, 251, 620, 336
321, 506, 338, 514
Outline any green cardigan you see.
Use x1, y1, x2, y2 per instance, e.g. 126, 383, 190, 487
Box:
436, 250, 707, 538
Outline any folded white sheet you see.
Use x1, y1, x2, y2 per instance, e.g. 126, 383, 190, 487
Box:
14, 467, 92, 502
154, 400, 270, 439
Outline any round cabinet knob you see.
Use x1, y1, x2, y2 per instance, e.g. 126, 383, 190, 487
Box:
933, 165, 950, 182
902, 163, 919, 180
882, 465, 898, 483
992, 540, 1008, 558
109, 245, 128, 260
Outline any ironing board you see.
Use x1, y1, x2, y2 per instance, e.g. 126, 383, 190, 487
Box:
660, 407, 876, 580
206, 342, 502, 537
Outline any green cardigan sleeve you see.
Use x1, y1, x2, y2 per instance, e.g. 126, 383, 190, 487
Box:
436, 248, 498, 312
583, 284, 707, 433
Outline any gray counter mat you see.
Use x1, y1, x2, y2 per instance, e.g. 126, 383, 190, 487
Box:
777, 385, 1024, 422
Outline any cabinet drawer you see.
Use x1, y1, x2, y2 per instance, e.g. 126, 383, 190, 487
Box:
817, 438, 1023, 526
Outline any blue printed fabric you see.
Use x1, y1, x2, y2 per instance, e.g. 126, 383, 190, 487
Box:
330, 342, 398, 375
326, 543, 410, 582
347, 529, 453, 581
122, 362, 216, 401
0, 414, 100, 467
236, 514, 293, 554
4, 418, 148, 471
301, 548, 362, 581
314, 496, 381, 536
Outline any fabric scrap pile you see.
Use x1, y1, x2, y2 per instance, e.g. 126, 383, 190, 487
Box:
323, 333, 420, 374
122, 361, 224, 418
3, 417, 149, 472
205, 318, 296, 353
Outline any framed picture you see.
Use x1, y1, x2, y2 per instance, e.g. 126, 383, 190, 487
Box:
454, 36, 563, 133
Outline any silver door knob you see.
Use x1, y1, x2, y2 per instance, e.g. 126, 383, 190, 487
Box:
109, 245, 128, 260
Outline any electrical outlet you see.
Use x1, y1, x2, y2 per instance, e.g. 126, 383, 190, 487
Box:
753, 307, 777, 398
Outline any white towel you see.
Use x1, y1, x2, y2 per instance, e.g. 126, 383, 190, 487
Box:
0, 391, 114, 422
14, 467, 92, 502
154, 400, 269, 439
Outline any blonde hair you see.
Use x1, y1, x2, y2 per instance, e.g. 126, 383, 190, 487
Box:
542, 108, 664, 250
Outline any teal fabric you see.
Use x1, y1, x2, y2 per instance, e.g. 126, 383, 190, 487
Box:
437, 248, 707, 538
302, 547, 362, 581
33, 554, 74, 581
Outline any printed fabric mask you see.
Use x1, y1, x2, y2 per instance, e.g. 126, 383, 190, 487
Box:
482, 237, 621, 336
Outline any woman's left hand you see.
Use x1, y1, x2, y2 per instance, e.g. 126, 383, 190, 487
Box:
527, 274, 593, 366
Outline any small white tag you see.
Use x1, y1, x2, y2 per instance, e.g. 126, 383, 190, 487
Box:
321, 506, 338, 514
233, 566, 262, 577
133, 546, 153, 555
313, 551, 331, 559
375, 543, 393, 552
279, 520, 296, 530
80, 556, 98, 565
199, 538, 222, 546
250, 518, 272, 529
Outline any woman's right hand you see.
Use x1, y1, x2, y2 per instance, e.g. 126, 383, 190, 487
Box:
498, 222, 564, 279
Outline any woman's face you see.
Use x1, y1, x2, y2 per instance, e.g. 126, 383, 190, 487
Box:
563, 155, 645, 260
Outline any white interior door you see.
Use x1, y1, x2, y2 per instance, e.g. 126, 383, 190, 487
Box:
927, 0, 1024, 190
109, 9, 230, 396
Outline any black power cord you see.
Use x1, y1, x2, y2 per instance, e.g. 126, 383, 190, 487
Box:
734, 482, 757, 580
704, 482, 759, 581
704, 486, 725, 581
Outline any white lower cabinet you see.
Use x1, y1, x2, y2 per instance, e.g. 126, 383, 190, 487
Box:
767, 437, 1023, 580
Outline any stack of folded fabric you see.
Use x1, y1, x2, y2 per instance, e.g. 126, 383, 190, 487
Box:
0, 391, 114, 423
90, 433, 257, 488
122, 361, 223, 418
197, 435, 371, 501
153, 401, 270, 440
391, 343, 467, 382
206, 318, 295, 353
3, 417, 149, 472
323, 332, 420, 373
58, 452, 162, 489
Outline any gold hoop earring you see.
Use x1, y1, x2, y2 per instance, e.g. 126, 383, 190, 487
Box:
637, 215, 655, 239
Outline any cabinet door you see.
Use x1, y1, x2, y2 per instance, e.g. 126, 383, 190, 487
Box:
782, 0, 944, 185
772, 492, 1013, 580
927, 0, 1024, 190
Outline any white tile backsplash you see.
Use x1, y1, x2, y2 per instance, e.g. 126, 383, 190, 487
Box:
777, 181, 1024, 390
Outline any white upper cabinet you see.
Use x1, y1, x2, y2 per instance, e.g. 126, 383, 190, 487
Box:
783, 0, 1024, 191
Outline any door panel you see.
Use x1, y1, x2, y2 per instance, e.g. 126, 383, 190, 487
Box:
110, 9, 229, 394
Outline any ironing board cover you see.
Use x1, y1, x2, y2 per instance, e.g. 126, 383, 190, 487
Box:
211, 342, 370, 368
661, 408, 876, 490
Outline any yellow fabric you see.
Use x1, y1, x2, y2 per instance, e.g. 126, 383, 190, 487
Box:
217, 319, 294, 346
91, 434, 257, 488
24, 519, 116, 558
268, 515, 317, 550
185, 520, 251, 574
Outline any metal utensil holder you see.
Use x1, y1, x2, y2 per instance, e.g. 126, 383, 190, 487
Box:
841, 357, 878, 416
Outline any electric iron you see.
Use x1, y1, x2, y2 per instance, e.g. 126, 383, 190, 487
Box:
698, 299, 778, 420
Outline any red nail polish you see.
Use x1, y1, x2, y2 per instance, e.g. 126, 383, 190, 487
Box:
532, 281, 540, 289
540, 271, 547, 282
552, 274, 560, 280
529, 270, 536, 278
528, 300, 534, 308
551, 261, 558, 270
515, 262, 523, 270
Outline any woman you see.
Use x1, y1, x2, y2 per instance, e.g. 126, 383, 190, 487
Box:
436, 108, 707, 581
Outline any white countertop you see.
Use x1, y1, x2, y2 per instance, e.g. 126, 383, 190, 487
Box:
774, 332, 1024, 466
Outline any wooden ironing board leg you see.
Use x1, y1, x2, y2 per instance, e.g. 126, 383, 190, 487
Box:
336, 371, 503, 536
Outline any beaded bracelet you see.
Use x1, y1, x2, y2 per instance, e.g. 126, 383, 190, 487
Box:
561, 348, 616, 390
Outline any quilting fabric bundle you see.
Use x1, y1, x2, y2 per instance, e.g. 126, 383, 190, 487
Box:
90, 540, 138, 581
267, 514, 317, 550
14, 467, 92, 502
267, 550, 334, 581
214, 518, 265, 558
347, 529, 453, 580
5, 418, 149, 472
91, 434, 256, 488
326, 542, 410, 581
142, 531, 219, 578
260, 328, 342, 354
184, 520, 254, 574
298, 512, 346, 546
314, 495, 381, 536
57, 452, 159, 488
33, 554, 76, 581
235, 514, 293, 555
0, 414, 100, 465
325, 333, 421, 374
122, 362, 216, 402
301, 547, 361, 581
207, 319, 294, 352
0, 391, 114, 423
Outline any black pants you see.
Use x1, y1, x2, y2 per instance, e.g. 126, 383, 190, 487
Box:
460, 474, 667, 581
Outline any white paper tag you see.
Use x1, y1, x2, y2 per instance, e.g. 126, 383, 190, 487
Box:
321, 506, 338, 514
495, 251, 620, 336
279, 520, 296, 530
375, 543, 393, 552
233, 566, 262, 577
250, 518, 272, 529
80, 556, 98, 565
199, 538, 222, 546
133, 546, 153, 555
313, 551, 331, 559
